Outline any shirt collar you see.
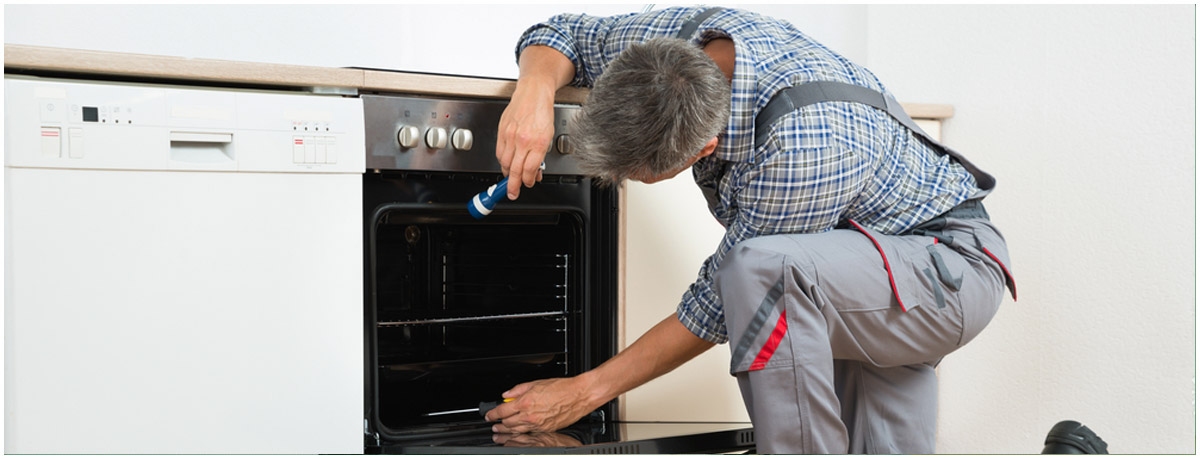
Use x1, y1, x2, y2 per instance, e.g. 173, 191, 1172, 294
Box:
699, 32, 757, 164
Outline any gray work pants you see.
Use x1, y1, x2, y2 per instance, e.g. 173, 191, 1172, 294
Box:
715, 215, 1013, 454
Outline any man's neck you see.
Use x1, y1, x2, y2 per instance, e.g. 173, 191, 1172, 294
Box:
702, 38, 735, 84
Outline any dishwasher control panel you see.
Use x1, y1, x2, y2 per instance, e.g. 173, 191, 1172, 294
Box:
5, 76, 365, 173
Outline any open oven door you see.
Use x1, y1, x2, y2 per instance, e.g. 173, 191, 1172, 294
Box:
362, 172, 754, 454
367, 420, 754, 454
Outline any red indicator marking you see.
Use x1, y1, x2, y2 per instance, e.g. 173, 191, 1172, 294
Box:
294, 139, 304, 145
41, 131, 60, 137
748, 310, 788, 371
848, 220, 907, 311
982, 247, 1018, 301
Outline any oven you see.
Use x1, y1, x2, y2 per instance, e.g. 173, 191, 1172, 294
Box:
360, 92, 755, 453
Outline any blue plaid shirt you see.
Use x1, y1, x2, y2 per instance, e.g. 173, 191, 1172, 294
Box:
517, 6, 980, 344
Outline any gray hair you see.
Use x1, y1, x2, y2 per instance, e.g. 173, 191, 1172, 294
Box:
569, 37, 731, 184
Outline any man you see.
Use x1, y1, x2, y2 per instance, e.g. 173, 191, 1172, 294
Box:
486, 6, 1016, 454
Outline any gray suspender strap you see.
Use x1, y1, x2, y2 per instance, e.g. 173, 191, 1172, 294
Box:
754, 81, 996, 193
754, 82, 924, 146
676, 7, 724, 39
677, 7, 727, 218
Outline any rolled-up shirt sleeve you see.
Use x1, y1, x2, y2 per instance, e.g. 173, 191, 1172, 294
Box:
676, 217, 758, 345
515, 12, 631, 88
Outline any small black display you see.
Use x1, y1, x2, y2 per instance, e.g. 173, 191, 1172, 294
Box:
82, 106, 98, 122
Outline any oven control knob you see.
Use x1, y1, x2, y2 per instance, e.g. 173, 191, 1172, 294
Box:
555, 134, 573, 155
452, 129, 474, 151
425, 127, 448, 149
397, 125, 420, 149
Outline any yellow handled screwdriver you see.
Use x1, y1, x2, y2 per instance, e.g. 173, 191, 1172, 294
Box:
423, 398, 513, 418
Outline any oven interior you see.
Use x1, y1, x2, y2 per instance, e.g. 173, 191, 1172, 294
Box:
365, 172, 617, 442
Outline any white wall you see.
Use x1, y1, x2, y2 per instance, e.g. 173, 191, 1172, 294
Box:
2, 4, 864, 78
866, 5, 1196, 454
2, 4, 636, 78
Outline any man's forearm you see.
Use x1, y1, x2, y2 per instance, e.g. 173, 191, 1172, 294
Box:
516, 45, 575, 93
577, 314, 716, 408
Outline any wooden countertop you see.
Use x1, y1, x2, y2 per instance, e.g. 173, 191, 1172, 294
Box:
4, 44, 952, 119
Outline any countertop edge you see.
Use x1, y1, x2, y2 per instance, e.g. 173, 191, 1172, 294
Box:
4, 44, 950, 118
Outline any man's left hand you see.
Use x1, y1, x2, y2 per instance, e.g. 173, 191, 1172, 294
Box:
483, 376, 600, 434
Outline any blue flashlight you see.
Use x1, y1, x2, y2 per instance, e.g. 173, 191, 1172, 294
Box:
468, 177, 509, 219
469, 163, 544, 219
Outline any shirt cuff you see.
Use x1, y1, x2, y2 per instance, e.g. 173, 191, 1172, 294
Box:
514, 24, 587, 88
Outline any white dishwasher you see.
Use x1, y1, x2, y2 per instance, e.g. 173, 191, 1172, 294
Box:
3, 76, 364, 454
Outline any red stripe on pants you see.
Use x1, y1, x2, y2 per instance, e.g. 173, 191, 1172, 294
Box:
749, 310, 788, 371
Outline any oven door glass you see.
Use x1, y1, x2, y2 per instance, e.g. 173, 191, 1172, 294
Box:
369, 205, 587, 435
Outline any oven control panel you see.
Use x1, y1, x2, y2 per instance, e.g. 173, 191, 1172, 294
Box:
363, 94, 581, 174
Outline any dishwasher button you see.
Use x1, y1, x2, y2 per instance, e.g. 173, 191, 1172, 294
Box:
304, 136, 317, 163
324, 137, 338, 164
315, 137, 328, 164
293, 136, 305, 163
68, 128, 84, 159
40, 101, 63, 122
40, 127, 61, 157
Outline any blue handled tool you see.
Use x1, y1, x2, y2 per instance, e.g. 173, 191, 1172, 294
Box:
468, 177, 508, 219
469, 163, 544, 219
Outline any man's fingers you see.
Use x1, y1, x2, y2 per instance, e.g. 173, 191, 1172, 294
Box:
492, 415, 531, 434
503, 382, 535, 400
496, 125, 514, 175
485, 397, 521, 423
520, 148, 546, 188
505, 149, 527, 199
500, 415, 532, 434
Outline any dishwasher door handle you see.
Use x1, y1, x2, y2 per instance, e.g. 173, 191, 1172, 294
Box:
169, 131, 236, 168
169, 131, 233, 143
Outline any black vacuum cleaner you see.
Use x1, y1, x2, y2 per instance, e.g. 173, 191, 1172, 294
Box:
1042, 420, 1109, 454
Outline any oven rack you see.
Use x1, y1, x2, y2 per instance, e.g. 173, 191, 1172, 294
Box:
377, 310, 566, 327
436, 291, 568, 301
378, 351, 564, 373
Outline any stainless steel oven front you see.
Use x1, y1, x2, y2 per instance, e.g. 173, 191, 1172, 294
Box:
360, 91, 754, 454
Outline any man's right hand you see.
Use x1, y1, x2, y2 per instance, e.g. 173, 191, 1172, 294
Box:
496, 79, 556, 200
496, 45, 575, 201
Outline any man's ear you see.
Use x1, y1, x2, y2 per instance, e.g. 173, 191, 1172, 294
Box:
697, 136, 719, 159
